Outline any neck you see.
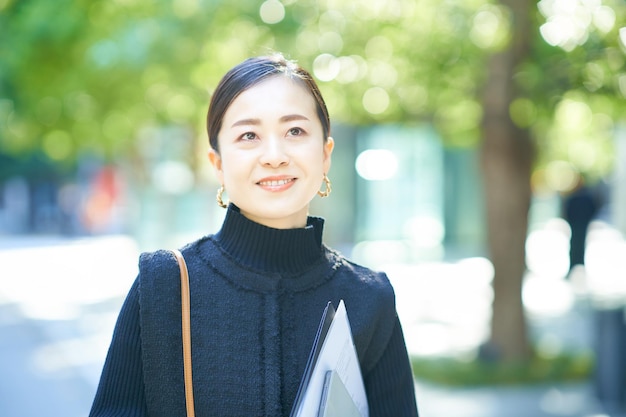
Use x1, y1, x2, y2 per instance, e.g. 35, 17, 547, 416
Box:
214, 204, 325, 274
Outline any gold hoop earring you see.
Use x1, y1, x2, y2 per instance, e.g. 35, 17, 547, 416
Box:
216, 185, 228, 208
317, 174, 332, 198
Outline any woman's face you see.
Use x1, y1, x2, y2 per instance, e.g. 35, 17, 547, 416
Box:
208, 76, 334, 229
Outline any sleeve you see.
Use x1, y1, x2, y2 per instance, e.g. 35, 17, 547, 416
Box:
89, 278, 148, 417
363, 316, 419, 417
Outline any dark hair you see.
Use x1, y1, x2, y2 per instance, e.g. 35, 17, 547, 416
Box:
206, 53, 331, 152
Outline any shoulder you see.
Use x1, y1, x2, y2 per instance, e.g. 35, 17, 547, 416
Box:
138, 249, 179, 288
325, 249, 399, 370
135, 250, 182, 321
327, 247, 395, 304
137, 236, 218, 298
138, 236, 211, 285
138, 249, 177, 268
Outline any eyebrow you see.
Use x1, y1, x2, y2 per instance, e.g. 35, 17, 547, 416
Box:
230, 114, 310, 128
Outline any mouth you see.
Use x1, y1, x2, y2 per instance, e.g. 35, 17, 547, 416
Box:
257, 178, 296, 187
256, 177, 297, 192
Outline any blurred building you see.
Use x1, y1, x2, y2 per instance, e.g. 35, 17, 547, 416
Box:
310, 124, 485, 266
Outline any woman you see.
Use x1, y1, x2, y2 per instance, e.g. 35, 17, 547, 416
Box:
90, 53, 419, 417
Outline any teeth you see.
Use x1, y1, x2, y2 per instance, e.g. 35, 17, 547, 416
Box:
259, 179, 292, 186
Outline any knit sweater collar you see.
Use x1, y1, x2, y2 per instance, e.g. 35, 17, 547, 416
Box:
214, 204, 325, 274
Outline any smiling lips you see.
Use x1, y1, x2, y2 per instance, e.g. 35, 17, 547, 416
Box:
257, 177, 296, 191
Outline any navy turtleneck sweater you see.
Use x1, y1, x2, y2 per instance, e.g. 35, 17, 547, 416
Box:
214, 205, 325, 273
90, 205, 419, 417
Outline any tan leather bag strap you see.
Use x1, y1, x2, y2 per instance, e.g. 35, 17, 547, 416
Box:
172, 249, 195, 417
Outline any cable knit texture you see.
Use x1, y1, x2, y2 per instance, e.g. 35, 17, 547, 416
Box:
90, 205, 419, 417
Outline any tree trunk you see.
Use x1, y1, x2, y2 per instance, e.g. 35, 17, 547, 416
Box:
480, 0, 534, 361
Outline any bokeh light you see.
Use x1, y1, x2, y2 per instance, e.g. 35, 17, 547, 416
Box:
362, 87, 390, 114
43, 130, 73, 161
544, 161, 579, 193
365, 35, 393, 61
260, 0, 285, 25
538, 0, 616, 51
355, 149, 398, 180
318, 31, 343, 55
151, 160, 195, 195
334, 55, 367, 84
313, 53, 340, 82
470, 5, 511, 50
172, 0, 200, 19
585, 221, 626, 306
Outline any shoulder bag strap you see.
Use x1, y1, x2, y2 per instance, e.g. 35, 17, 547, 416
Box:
172, 249, 195, 417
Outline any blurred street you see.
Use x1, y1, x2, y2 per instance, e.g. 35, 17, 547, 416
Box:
0, 235, 138, 417
0, 228, 624, 417
3, 1, 626, 416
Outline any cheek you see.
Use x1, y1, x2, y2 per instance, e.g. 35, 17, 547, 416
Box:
220, 152, 252, 181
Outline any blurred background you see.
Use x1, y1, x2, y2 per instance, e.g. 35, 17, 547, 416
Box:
1, 0, 626, 416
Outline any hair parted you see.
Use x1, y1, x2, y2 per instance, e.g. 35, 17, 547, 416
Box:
206, 53, 331, 152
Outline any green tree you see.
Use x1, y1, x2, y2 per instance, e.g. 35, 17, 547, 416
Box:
478, 0, 625, 361
480, 0, 535, 361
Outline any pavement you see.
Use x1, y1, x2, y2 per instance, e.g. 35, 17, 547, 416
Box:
416, 380, 615, 417
0, 234, 624, 417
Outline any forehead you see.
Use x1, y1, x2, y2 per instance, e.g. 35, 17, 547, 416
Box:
224, 76, 317, 117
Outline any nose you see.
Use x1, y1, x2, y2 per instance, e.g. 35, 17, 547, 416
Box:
259, 135, 289, 168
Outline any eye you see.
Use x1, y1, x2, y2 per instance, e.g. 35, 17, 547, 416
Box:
240, 132, 257, 141
287, 127, 305, 137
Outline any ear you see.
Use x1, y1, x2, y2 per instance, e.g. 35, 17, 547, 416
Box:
323, 137, 334, 174
208, 149, 224, 185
